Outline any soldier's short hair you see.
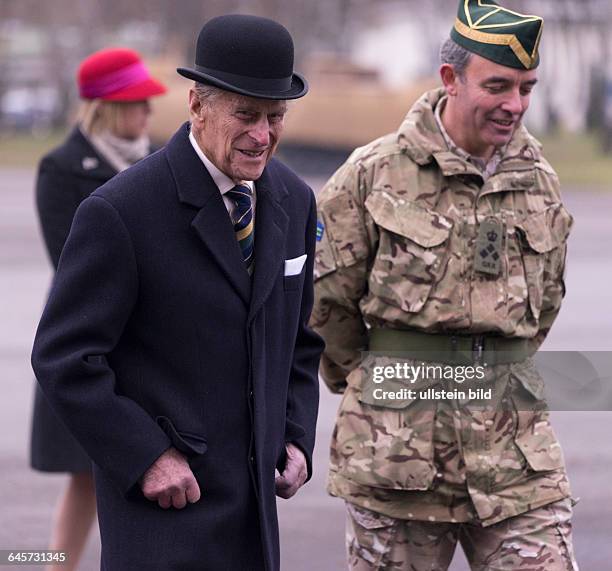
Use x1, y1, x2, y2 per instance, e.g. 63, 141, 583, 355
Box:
440, 38, 472, 79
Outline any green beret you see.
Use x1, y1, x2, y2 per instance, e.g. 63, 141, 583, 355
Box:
450, 0, 543, 70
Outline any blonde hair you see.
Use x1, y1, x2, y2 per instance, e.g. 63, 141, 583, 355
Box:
78, 99, 127, 136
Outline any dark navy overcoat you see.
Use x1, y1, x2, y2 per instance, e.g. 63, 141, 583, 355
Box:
32, 127, 118, 473
31, 123, 323, 571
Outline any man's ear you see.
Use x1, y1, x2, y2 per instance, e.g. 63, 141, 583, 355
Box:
439, 64, 459, 96
188, 89, 204, 124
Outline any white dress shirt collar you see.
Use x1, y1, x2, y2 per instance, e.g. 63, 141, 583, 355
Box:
188, 129, 254, 194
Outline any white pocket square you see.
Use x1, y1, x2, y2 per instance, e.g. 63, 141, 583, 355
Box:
284, 254, 307, 276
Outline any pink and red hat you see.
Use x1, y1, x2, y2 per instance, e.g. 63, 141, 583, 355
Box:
78, 47, 167, 101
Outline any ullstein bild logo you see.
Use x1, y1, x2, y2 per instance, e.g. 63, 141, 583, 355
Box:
371, 386, 493, 402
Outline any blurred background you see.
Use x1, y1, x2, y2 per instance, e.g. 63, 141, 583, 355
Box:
1, 0, 612, 180
1, 0, 611, 569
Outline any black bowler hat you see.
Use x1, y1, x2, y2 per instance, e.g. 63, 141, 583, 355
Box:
177, 14, 308, 100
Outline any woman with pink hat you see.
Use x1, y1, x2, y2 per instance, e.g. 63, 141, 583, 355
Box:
30, 47, 166, 571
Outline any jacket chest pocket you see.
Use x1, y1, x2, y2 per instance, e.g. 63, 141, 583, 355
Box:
515, 205, 572, 320
365, 193, 452, 314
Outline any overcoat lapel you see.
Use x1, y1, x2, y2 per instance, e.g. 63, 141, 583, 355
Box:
166, 124, 251, 305
248, 165, 288, 323
191, 205, 252, 305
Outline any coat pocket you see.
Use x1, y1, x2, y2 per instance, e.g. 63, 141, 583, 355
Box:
365, 193, 452, 314
156, 416, 208, 459
347, 502, 397, 530
332, 361, 436, 491
510, 362, 564, 472
516, 205, 572, 320
284, 272, 305, 291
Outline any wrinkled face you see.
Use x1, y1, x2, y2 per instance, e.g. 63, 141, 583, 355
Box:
190, 90, 287, 182
444, 54, 538, 157
114, 100, 151, 139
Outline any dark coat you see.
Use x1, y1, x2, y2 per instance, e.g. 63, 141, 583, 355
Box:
31, 127, 118, 472
36, 127, 118, 269
31, 123, 323, 571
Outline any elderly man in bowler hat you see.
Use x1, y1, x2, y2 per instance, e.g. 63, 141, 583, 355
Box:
32, 14, 323, 571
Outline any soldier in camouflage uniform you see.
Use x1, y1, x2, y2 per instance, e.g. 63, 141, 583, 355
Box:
312, 1, 578, 569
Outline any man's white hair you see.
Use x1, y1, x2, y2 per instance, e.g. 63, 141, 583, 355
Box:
193, 82, 228, 108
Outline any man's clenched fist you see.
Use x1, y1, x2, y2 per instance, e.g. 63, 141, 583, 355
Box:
140, 447, 201, 509
275, 443, 308, 499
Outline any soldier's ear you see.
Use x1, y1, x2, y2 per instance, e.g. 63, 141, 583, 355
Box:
439, 64, 458, 96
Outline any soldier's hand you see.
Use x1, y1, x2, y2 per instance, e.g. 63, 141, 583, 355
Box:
275, 443, 307, 499
140, 447, 201, 509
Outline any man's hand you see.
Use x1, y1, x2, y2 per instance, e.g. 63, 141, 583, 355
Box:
275, 443, 308, 499
140, 447, 201, 509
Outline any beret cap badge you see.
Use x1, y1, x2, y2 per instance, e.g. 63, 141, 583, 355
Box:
450, 0, 543, 70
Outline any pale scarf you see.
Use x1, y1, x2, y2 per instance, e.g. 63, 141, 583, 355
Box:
87, 129, 150, 173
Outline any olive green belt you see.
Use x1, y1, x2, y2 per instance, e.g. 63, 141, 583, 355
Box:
368, 328, 532, 365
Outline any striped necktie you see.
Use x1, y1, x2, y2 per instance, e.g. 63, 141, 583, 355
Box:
226, 183, 254, 271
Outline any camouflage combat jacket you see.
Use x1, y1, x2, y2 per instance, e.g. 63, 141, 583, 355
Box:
312, 88, 573, 526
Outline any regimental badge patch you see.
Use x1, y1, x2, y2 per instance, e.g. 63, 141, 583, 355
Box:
474, 217, 504, 276
316, 220, 325, 242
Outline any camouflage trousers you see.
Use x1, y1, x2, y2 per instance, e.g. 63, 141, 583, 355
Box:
346, 499, 578, 570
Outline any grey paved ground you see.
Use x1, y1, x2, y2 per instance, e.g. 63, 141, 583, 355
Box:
1, 168, 611, 570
